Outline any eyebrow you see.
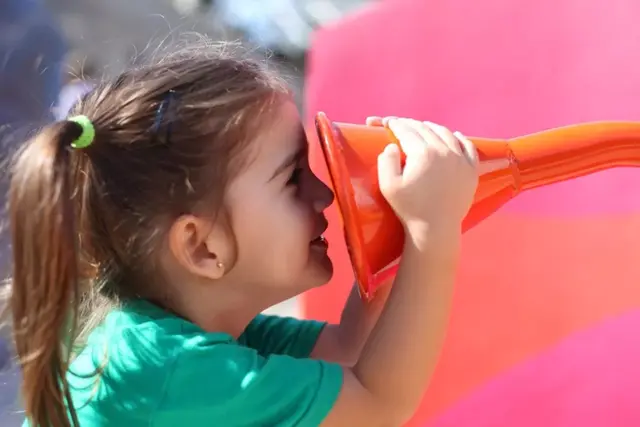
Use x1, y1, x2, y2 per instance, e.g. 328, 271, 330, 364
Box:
268, 126, 308, 182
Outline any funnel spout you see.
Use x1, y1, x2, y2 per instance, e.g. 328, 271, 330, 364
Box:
507, 122, 640, 191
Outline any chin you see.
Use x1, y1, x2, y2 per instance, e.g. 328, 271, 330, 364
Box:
309, 263, 334, 289
312, 271, 334, 289
295, 261, 333, 292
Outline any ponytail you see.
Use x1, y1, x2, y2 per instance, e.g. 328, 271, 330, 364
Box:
9, 121, 84, 427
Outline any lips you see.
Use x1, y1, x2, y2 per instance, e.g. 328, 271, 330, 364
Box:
310, 235, 329, 253
310, 235, 327, 245
310, 217, 329, 248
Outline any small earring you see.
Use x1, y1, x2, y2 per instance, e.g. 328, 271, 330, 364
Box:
216, 261, 224, 269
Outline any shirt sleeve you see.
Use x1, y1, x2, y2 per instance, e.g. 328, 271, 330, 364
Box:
156, 341, 343, 427
239, 314, 328, 358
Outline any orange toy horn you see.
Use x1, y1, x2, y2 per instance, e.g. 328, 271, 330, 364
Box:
315, 112, 640, 300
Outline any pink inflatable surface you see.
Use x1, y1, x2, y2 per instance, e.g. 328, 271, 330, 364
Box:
303, 1, 640, 425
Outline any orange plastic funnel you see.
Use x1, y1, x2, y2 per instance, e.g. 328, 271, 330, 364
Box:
315, 112, 640, 300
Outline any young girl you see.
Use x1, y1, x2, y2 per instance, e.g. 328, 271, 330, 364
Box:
8, 41, 479, 427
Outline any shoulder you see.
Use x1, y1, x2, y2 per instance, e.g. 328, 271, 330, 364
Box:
71, 306, 236, 382
68, 303, 342, 426
67, 305, 235, 423
160, 338, 344, 426
240, 313, 327, 358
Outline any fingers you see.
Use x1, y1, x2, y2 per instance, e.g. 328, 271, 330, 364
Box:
379, 117, 489, 173
402, 119, 448, 153
423, 121, 463, 156
451, 131, 511, 174
366, 116, 384, 127
453, 131, 479, 168
387, 119, 435, 157
377, 144, 402, 192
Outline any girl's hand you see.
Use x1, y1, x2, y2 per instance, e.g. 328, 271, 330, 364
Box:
374, 117, 479, 238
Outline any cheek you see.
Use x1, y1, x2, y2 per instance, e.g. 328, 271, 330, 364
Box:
268, 193, 312, 259
235, 193, 312, 278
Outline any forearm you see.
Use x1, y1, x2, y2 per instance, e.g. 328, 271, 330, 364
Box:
352, 230, 460, 421
311, 278, 391, 366
337, 279, 392, 358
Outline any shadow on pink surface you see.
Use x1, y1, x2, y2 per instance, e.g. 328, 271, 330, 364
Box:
426, 309, 640, 427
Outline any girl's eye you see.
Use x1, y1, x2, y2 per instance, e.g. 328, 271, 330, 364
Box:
287, 167, 302, 186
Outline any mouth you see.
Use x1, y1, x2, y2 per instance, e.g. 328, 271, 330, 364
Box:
310, 235, 328, 250
309, 218, 329, 250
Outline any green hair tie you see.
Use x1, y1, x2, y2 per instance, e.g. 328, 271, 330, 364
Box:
68, 115, 95, 149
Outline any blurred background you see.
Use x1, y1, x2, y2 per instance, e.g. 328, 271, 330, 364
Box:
0, 0, 377, 424
37, 0, 375, 107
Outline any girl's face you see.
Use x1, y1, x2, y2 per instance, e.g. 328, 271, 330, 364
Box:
223, 100, 334, 301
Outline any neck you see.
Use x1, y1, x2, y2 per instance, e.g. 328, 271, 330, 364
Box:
164, 283, 265, 338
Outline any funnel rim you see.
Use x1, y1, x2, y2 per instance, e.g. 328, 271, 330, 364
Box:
315, 112, 373, 300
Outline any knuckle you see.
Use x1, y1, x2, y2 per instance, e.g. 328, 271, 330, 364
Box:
416, 144, 429, 156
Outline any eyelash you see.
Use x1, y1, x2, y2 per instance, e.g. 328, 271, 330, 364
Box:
287, 167, 303, 186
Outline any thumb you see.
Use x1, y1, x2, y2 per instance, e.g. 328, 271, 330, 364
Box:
377, 144, 402, 196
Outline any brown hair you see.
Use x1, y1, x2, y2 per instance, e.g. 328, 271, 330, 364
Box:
62, 49, 99, 84
8, 39, 288, 427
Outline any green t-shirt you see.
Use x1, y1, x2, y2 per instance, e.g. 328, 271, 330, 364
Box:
25, 300, 343, 426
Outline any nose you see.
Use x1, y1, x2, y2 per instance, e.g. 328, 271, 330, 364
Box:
310, 173, 334, 213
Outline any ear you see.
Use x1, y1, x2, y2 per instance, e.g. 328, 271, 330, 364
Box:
167, 214, 234, 281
